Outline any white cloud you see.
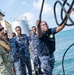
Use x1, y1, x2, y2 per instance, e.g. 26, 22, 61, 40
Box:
21, 12, 35, 28
33, 0, 53, 15
22, 13, 34, 21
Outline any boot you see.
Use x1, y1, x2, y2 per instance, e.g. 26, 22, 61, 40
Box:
38, 68, 44, 74
35, 71, 39, 75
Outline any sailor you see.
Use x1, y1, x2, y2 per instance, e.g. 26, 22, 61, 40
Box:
29, 26, 43, 75
0, 23, 15, 75
15, 26, 32, 75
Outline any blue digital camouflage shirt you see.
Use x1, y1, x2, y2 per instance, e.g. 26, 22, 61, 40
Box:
30, 33, 39, 55
9, 38, 19, 62
15, 34, 30, 57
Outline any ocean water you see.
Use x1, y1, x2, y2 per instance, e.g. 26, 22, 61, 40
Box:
53, 29, 74, 75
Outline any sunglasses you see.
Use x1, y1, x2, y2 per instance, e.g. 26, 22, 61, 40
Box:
0, 28, 4, 31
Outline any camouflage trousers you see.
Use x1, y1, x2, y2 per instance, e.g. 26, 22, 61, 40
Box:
14, 60, 22, 75
25, 56, 32, 75
31, 49, 41, 72
33, 55, 41, 72
39, 54, 55, 75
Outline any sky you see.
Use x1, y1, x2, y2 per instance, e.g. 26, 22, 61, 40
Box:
0, 0, 74, 30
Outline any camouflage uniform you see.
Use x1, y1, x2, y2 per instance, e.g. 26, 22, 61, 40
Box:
38, 28, 57, 75
39, 55, 55, 75
30, 33, 41, 72
15, 34, 32, 75
0, 39, 15, 75
9, 38, 21, 75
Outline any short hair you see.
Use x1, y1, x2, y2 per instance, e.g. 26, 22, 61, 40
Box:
42, 21, 47, 25
12, 32, 16, 35
15, 26, 21, 30
12, 32, 16, 37
32, 26, 36, 29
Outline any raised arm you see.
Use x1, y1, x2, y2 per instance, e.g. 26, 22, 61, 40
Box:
36, 20, 42, 38
56, 10, 72, 33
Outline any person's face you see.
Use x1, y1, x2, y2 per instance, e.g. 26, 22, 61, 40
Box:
16, 27, 21, 35
11, 33, 16, 38
0, 28, 4, 37
11, 34, 14, 38
32, 27, 36, 33
40, 21, 48, 32
4, 33, 8, 39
